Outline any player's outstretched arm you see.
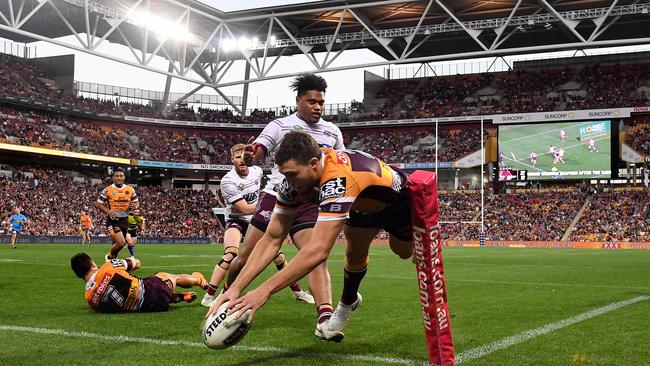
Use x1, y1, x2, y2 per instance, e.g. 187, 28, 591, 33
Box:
206, 212, 293, 318
228, 219, 343, 323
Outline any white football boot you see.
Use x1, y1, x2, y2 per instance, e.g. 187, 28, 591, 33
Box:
201, 293, 215, 307
293, 290, 315, 304
315, 293, 362, 342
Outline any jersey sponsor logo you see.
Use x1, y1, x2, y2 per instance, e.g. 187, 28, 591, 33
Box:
243, 192, 259, 203
91, 273, 112, 305
320, 177, 347, 201
276, 179, 298, 202
336, 151, 349, 164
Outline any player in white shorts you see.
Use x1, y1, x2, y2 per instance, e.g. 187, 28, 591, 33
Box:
558, 148, 565, 164
202, 144, 265, 306
208, 74, 346, 334
589, 139, 598, 152
560, 129, 567, 140
530, 152, 537, 166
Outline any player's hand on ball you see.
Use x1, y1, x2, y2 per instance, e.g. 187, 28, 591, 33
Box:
206, 288, 240, 319
227, 288, 271, 325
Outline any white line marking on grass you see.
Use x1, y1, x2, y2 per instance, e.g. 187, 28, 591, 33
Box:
456, 295, 650, 364
0, 258, 23, 262
0, 325, 423, 365
332, 274, 650, 291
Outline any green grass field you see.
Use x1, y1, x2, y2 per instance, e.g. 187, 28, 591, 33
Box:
499, 121, 612, 179
1, 244, 649, 365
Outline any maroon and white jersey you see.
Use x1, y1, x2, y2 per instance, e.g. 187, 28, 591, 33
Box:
220, 166, 263, 222
254, 113, 345, 196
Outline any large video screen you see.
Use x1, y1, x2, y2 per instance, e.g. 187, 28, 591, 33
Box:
499, 120, 611, 180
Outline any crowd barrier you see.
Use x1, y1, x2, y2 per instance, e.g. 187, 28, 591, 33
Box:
0, 235, 212, 244
445, 240, 650, 249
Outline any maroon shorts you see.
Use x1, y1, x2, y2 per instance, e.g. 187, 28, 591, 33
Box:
251, 192, 317, 236
225, 219, 249, 235
140, 275, 173, 312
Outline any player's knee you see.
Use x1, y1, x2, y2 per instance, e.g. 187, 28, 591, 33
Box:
218, 247, 239, 270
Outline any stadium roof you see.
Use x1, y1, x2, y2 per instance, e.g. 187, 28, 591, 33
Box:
0, 0, 649, 111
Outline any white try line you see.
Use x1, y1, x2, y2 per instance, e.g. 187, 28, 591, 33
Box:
0, 325, 423, 365
455, 295, 650, 364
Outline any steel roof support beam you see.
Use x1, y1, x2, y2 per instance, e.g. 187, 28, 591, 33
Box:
434, 0, 487, 51
262, 48, 287, 77
116, 25, 143, 64
7, 0, 15, 26
184, 24, 222, 77
48, 0, 87, 48
589, 0, 632, 42
92, 0, 144, 51
15, 0, 25, 26
322, 10, 346, 69
274, 16, 320, 70
490, 0, 523, 50
210, 36, 650, 88
538, 0, 586, 43
260, 18, 274, 75
401, 0, 433, 59
223, 23, 262, 77
349, 8, 399, 60
0, 6, 10, 26
16, 0, 49, 28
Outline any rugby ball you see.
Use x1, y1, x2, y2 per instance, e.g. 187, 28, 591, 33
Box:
203, 301, 252, 350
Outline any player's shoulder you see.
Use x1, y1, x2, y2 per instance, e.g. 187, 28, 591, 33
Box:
221, 169, 239, 183
249, 166, 264, 179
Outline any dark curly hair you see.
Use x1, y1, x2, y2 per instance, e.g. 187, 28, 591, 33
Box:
290, 73, 328, 97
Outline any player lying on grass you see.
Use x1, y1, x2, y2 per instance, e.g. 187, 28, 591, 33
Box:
70, 252, 208, 313
210, 131, 414, 342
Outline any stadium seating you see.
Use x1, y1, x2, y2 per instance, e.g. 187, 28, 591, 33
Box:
0, 166, 221, 238
569, 189, 650, 242
627, 120, 650, 156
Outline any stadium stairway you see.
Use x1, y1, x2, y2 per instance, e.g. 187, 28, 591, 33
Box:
561, 195, 591, 241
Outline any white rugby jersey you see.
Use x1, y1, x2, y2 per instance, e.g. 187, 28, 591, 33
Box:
254, 113, 345, 196
220, 166, 263, 222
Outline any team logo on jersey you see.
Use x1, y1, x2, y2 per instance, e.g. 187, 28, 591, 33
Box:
320, 177, 347, 200
277, 179, 298, 202
292, 125, 304, 132
336, 152, 349, 164
238, 183, 245, 191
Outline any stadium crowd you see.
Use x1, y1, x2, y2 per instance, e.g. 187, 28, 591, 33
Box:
2, 163, 649, 242
569, 189, 650, 242
0, 166, 221, 238
627, 120, 650, 156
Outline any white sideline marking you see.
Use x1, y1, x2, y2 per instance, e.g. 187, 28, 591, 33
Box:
456, 295, 650, 364
0, 258, 23, 262
0, 325, 422, 365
